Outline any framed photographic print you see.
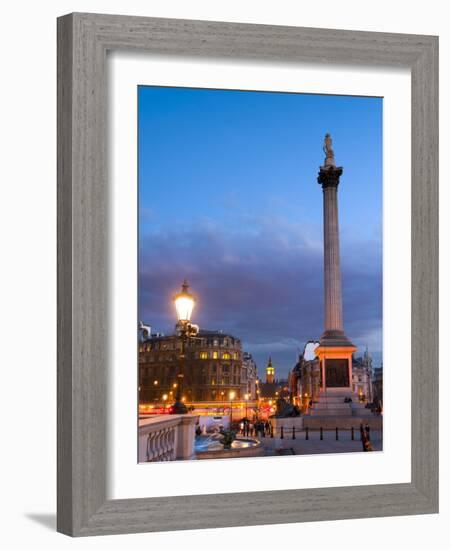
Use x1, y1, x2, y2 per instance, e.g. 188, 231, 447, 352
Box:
57, 13, 438, 536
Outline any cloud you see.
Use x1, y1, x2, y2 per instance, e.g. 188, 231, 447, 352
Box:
139, 216, 382, 376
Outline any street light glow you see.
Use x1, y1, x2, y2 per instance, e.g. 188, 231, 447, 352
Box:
174, 280, 195, 322
229, 391, 236, 400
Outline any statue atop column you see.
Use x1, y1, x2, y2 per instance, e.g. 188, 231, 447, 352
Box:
318, 133, 342, 187
323, 133, 336, 167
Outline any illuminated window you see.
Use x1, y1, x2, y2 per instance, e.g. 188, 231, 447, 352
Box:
222, 352, 231, 360
200, 352, 208, 359
212, 351, 219, 359
233, 352, 238, 360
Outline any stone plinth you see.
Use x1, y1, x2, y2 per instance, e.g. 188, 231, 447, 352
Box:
315, 345, 357, 393
310, 402, 353, 416
304, 388, 380, 429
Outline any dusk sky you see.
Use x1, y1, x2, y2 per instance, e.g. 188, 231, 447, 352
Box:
138, 86, 382, 378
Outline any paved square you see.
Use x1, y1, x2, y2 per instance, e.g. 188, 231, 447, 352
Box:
256, 429, 382, 455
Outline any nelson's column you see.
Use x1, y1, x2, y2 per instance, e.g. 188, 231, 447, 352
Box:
315, 134, 357, 393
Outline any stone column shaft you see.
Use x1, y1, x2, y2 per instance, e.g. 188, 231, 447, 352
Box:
323, 186, 344, 332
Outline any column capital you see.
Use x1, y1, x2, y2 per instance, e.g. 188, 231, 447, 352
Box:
317, 165, 343, 189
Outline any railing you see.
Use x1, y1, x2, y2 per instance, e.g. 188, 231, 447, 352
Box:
246, 424, 375, 451
145, 426, 176, 462
139, 414, 198, 463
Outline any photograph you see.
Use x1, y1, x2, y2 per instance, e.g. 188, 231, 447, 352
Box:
137, 85, 383, 462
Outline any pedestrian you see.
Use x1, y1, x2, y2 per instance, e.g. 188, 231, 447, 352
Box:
360, 423, 373, 451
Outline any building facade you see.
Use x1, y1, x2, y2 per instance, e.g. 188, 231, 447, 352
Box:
288, 341, 321, 411
372, 365, 383, 408
139, 326, 257, 404
351, 348, 373, 402
242, 352, 258, 400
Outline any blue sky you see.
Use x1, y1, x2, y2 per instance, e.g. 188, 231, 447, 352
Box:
138, 86, 383, 377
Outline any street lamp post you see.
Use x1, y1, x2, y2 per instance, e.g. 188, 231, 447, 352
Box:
244, 393, 249, 419
229, 390, 236, 429
172, 280, 198, 414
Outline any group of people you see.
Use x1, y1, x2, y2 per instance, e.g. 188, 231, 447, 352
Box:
237, 418, 272, 438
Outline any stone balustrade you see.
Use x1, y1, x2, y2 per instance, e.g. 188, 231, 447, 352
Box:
139, 414, 198, 462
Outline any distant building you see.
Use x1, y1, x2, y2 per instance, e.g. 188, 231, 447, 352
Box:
242, 352, 258, 399
351, 347, 374, 402
265, 357, 275, 383
372, 365, 383, 408
288, 341, 321, 410
258, 357, 289, 404
139, 326, 258, 404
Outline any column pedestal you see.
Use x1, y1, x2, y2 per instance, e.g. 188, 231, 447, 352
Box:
315, 343, 357, 394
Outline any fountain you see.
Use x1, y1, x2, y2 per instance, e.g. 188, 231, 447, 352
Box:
194, 429, 263, 459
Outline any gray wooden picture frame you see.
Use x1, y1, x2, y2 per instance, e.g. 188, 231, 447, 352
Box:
57, 12, 438, 537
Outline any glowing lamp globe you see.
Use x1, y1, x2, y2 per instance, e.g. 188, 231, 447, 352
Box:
174, 280, 195, 323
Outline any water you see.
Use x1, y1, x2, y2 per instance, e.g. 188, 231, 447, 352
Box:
195, 435, 257, 452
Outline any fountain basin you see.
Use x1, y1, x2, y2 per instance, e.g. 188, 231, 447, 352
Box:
195, 436, 263, 459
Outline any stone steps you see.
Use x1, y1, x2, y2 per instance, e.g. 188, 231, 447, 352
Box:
308, 392, 374, 417
310, 408, 353, 416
